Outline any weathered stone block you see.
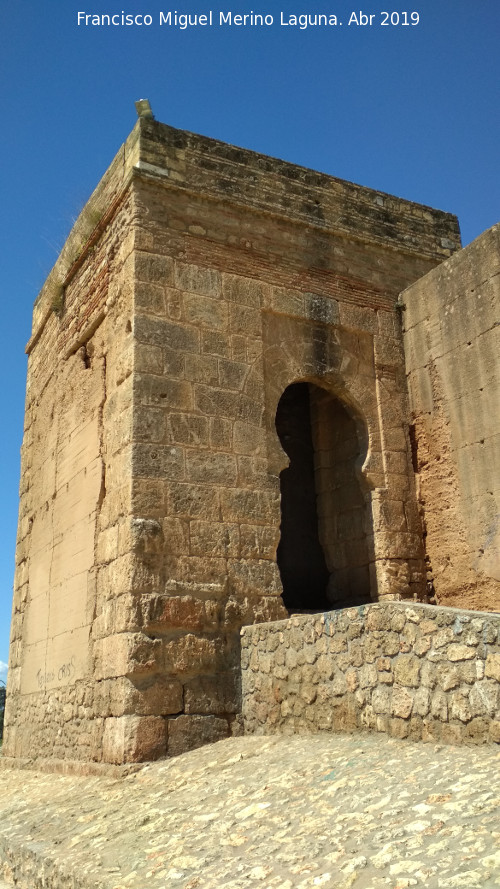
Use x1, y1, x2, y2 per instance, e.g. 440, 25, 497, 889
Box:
108, 675, 183, 717
142, 594, 219, 634
167, 482, 220, 519
189, 520, 240, 559
229, 303, 261, 337
201, 329, 230, 358
465, 717, 490, 740
184, 292, 228, 330
468, 680, 499, 717
94, 633, 162, 680
419, 619, 438, 636
390, 717, 410, 739
485, 653, 500, 681
175, 262, 221, 297
391, 686, 414, 719
438, 667, 460, 692
393, 654, 420, 687
330, 634, 348, 654
379, 632, 401, 657
447, 643, 476, 662
413, 686, 431, 717
457, 661, 476, 684
135, 282, 166, 315
185, 450, 238, 485
169, 413, 210, 446
135, 252, 174, 285
184, 673, 239, 714
209, 416, 233, 450
228, 559, 282, 599
450, 691, 472, 723
413, 635, 431, 656
239, 524, 279, 560
489, 721, 500, 743
164, 634, 222, 676
300, 684, 317, 705
103, 715, 166, 763
430, 689, 448, 722
372, 687, 391, 715
359, 663, 377, 689
134, 315, 200, 353
132, 443, 185, 480
363, 634, 383, 662
133, 406, 168, 443
222, 274, 264, 307
331, 670, 348, 696
167, 714, 228, 756
233, 421, 266, 456
366, 607, 391, 631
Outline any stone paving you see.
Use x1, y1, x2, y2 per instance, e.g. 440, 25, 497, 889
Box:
0, 733, 499, 889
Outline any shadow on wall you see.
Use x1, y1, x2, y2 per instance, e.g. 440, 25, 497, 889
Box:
0, 683, 6, 741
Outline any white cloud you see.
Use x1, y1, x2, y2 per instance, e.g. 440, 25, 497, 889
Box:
0, 661, 8, 683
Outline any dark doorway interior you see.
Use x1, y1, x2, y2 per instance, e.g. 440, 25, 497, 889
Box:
275, 382, 372, 612
275, 383, 330, 611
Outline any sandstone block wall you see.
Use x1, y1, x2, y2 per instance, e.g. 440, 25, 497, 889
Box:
5, 117, 462, 763
241, 602, 500, 744
4, 129, 140, 762
403, 224, 500, 612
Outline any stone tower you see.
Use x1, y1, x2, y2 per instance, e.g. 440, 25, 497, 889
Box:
4, 117, 462, 764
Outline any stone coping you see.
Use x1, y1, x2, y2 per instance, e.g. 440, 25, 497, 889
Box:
241, 600, 500, 636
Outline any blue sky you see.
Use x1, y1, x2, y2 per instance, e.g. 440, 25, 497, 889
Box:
0, 0, 499, 675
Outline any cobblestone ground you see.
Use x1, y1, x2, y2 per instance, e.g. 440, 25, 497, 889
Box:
0, 733, 499, 889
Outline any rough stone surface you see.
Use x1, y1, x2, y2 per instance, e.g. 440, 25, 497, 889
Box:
0, 733, 499, 889
403, 223, 500, 612
241, 602, 500, 744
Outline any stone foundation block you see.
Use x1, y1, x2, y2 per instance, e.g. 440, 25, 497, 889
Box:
94, 633, 163, 680
167, 714, 229, 756
102, 715, 166, 763
184, 673, 240, 715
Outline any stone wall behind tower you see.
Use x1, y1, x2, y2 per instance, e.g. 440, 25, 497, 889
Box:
5, 118, 460, 764
403, 224, 500, 612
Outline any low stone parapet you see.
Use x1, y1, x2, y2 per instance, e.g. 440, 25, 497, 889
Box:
241, 602, 500, 744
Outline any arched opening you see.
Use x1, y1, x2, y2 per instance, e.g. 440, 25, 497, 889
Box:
275, 382, 372, 612
275, 383, 330, 611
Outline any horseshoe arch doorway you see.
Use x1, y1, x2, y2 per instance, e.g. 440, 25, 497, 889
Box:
275, 381, 372, 612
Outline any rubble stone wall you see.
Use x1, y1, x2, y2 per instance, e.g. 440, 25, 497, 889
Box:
241, 602, 500, 745
403, 224, 500, 612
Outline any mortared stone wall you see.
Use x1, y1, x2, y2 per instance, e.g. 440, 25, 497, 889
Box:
241, 602, 500, 744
